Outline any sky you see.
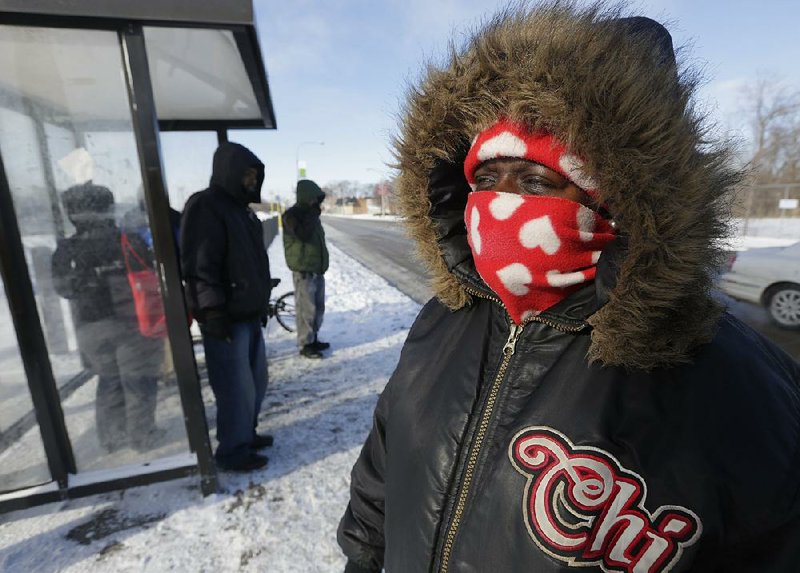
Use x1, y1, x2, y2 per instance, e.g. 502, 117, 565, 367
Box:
169, 0, 800, 204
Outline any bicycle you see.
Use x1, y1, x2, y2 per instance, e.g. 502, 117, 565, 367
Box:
267, 278, 296, 333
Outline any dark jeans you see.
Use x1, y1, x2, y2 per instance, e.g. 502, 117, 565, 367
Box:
202, 318, 267, 464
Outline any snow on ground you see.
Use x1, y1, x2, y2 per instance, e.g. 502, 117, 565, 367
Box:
324, 212, 404, 222
732, 217, 800, 238
0, 237, 421, 573
726, 218, 800, 250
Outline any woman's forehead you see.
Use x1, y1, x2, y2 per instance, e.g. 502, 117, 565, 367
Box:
475, 158, 559, 172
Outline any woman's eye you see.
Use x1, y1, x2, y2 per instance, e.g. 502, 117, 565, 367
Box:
474, 174, 496, 188
521, 176, 555, 192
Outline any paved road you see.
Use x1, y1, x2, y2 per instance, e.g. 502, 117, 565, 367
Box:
323, 216, 432, 305
324, 216, 799, 361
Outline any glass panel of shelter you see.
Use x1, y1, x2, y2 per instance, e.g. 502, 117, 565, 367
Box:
0, 273, 52, 494
144, 27, 261, 121
0, 25, 190, 478
159, 132, 218, 210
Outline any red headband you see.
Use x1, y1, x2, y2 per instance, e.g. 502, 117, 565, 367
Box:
463, 119, 598, 195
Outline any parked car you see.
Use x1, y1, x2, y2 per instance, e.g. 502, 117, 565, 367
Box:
718, 242, 800, 329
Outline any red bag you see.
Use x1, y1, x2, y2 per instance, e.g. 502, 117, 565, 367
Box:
121, 233, 167, 338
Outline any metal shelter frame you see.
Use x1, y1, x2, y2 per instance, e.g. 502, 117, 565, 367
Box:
0, 0, 277, 513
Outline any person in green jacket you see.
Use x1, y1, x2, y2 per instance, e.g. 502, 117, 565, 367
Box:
282, 179, 330, 359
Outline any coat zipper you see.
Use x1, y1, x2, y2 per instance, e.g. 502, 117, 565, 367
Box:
436, 285, 586, 572
462, 285, 588, 334
438, 321, 524, 573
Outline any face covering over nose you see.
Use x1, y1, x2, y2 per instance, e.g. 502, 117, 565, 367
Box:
465, 191, 615, 324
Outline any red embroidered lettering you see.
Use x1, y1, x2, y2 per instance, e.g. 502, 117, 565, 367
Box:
509, 427, 701, 573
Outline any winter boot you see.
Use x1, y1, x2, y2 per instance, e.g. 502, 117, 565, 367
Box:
300, 344, 323, 359
217, 452, 269, 472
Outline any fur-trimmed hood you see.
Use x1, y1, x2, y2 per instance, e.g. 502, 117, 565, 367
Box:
393, 2, 742, 370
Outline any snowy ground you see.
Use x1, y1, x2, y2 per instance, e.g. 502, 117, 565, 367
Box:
0, 238, 421, 572
728, 217, 800, 250
325, 213, 404, 222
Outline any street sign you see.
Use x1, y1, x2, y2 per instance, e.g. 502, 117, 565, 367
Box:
779, 198, 799, 210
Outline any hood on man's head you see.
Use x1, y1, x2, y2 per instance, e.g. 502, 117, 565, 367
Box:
296, 179, 325, 205
393, 2, 743, 370
210, 142, 265, 204
62, 183, 115, 228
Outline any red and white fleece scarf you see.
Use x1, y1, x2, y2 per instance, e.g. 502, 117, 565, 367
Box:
463, 120, 615, 324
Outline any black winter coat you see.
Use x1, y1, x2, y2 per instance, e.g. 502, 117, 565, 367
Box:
338, 285, 800, 572
180, 143, 271, 322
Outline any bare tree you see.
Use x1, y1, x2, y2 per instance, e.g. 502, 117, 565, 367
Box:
743, 76, 800, 184
737, 76, 800, 218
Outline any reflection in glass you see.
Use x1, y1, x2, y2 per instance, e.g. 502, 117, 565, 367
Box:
0, 25, 190, 475
0, 278, 52, 493
52, 184, 164, 453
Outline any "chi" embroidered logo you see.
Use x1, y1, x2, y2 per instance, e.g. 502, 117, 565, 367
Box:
509, 427, 702, 573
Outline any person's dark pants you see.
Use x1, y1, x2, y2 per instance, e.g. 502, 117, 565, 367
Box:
202, 318, 268, 465
292, 271, 325, 349
116, 334, 162, 448
77, 318, 160, 452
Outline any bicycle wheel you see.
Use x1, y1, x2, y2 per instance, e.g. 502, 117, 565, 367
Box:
274, 291, 296, 333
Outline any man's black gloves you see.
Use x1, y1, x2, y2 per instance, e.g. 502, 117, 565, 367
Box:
201, 308, 232, 342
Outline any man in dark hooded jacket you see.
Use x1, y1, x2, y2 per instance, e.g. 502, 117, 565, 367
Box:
180, 142, 273, 472
282, 179, 329, 359
338, 6, 800, 573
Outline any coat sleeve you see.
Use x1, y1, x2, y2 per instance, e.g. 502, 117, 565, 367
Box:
337, 383, 392, 572
180, 198, 228, 316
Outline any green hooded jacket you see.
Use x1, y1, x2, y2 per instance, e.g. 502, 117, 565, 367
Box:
282, 179, 329, 274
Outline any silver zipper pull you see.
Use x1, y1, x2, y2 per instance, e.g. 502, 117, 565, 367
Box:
502, 322, 524, 356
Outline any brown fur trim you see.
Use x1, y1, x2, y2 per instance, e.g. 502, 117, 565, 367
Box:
394, 2, 743, 369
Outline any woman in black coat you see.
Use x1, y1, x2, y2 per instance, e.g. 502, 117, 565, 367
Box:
338, 6, 800, 573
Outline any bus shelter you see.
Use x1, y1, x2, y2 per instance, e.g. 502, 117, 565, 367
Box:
0, 0, 276, 512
